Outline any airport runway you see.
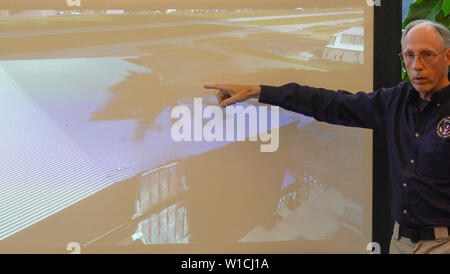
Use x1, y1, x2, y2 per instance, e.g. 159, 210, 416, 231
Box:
0, 10, 363, 39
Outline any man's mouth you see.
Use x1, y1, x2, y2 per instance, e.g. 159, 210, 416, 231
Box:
413, 77, 428, 83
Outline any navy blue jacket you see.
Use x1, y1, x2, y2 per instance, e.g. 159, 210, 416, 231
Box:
259, 82, 450, 228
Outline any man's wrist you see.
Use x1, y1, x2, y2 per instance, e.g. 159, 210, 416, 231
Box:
250, 85, 261, 98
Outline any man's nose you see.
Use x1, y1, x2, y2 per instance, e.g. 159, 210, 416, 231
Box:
411, 55, 424, 70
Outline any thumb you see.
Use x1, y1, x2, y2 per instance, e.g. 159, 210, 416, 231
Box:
220, 95, 238, 108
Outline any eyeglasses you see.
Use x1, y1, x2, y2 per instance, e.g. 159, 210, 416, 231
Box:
398, 48, 448, 64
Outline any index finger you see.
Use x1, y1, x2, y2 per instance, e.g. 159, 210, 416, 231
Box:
203, 84, 230, 91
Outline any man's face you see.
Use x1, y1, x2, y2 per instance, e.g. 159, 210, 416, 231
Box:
402, 24, 449, 94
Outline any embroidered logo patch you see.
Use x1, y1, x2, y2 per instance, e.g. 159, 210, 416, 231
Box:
437, 116, 450, 138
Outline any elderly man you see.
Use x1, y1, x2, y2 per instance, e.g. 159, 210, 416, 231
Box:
204, 19, 449, 254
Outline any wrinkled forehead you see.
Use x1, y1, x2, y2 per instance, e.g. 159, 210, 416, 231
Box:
402, 23, 445, 51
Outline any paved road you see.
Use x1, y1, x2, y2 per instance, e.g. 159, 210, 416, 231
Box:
224, 10, 363, 22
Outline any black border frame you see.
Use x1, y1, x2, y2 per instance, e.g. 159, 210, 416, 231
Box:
372, 0, 402, 254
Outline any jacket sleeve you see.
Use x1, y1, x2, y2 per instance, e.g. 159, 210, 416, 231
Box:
259, 83, 395, 131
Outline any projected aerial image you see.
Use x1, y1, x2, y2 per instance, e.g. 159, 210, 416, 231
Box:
0, 1, 373, 253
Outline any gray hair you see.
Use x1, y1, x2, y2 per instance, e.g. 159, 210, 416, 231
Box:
401, 19, 450, 49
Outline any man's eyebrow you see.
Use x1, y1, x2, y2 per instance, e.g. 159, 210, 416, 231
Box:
403, 49, 436, 53
418, 50, 436, 55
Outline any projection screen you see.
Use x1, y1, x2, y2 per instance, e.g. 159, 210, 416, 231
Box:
0, 0, 374, 253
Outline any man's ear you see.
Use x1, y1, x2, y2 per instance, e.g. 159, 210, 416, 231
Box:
447, 49, 450, 77
446, 48, 450, 67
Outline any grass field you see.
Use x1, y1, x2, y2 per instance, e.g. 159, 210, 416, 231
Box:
0, 24, 242, 55
0, 14, 198, 32
223, 47, 347, 71
297, 23, 364, 41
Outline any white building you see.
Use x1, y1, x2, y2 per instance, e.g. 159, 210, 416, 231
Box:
106, 10, 125, 15
0, 10, 9, 17
18, 10, 58, 17
322, 26, 364, 64
165, 9, 177, 14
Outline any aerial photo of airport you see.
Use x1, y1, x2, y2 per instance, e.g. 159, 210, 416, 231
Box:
0, 0, 373, 253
